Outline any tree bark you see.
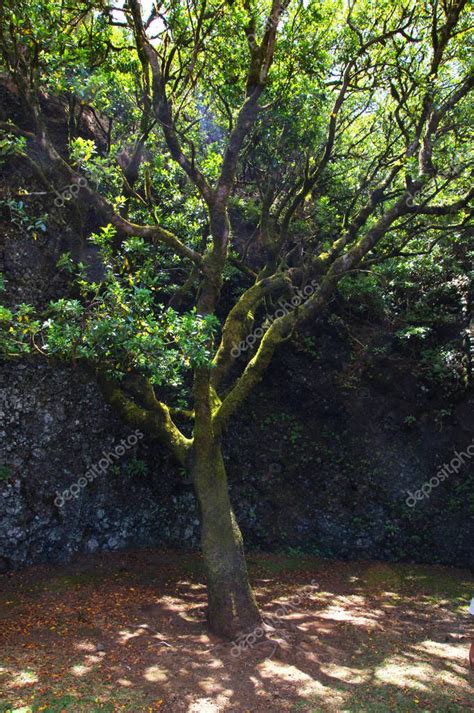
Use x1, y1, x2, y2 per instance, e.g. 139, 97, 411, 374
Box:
191, 441, 261, 639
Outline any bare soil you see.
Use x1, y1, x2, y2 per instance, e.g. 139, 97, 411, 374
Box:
0, 550, 472, 711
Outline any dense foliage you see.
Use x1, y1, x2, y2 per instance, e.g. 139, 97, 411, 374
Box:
0, 0, 472, 637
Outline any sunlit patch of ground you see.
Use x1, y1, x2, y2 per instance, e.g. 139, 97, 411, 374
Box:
0, 550, 472, 711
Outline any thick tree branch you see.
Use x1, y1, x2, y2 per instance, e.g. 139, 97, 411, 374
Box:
211, 272, 290, 390
127, 0, 213, 203
2, 116, 204, 266
98, 373, 191, 465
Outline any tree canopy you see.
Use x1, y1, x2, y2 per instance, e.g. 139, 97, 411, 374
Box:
0, 0, 472, 637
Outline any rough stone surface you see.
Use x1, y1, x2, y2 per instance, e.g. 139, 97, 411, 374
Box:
0, 359, 201, 569
1, 345, 473, 570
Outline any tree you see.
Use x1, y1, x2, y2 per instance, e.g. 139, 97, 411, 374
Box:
0, 0, 472, 638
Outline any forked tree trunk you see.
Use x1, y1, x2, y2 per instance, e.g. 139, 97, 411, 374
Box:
191, 442, 261, 639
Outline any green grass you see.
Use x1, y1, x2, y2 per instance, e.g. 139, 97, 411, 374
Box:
293, 682, 471, 712
0, 690, 149, 713
0, 694, 114, 712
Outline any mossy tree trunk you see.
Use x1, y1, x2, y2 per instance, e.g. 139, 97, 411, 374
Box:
99, 373, 260, 639
188, 367, 261, 639
191, 439, 261, 638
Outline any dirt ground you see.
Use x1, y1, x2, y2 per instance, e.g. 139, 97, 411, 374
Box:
0, 550, 473, 712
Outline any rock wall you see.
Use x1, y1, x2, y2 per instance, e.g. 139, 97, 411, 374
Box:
227, 338, 474, 569
0, 359, 200, 569
1, 333, 473, 571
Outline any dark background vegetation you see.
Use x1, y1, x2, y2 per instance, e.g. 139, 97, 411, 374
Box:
0, 79, 473, 573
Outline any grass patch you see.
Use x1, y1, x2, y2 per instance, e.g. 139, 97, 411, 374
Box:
293, 682, 471, 712
0, 694, 114, 712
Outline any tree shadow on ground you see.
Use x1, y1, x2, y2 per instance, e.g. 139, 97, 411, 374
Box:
0, 550, 472, 711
